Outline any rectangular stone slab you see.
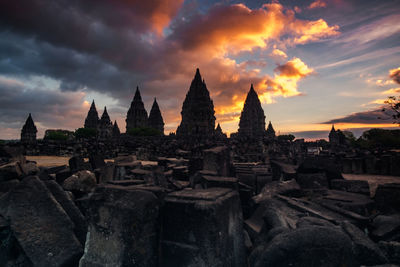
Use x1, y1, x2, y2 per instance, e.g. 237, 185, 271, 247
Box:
79, 185, 160, 267
0, 176, 83, 267
162, 188, 245, 267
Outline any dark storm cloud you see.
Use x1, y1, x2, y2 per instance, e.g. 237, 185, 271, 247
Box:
0, 76, 87, 129
0, 31, 142, 102
323, 108, 393, 124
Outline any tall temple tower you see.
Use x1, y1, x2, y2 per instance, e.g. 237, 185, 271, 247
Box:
98, 107, 113, 139
112, 120, 120, 137
238, 84, 266, 138
176, 68, 216, 138
84, 100, 99, 129
266, 121, 276, 139
21, 113, 37, 143
126, 86, 148, 131
148, 98, 164, 135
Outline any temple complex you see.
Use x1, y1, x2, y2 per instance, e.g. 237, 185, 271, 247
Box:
20, 113, 37, 143
238, 84, 266, 139
176, 68, 216, 138
98, 107, 113, 139
148, 98, 164, 135
84, 100, 99, 129
126, 86, 148, 131
10, 67, 400, 267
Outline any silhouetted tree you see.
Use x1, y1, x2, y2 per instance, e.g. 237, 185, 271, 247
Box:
383, 96, 400, 125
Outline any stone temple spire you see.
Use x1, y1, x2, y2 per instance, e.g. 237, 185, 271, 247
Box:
148, 98, 164, 135
126, 86, 148, 131
84, 100, 99, 129
238, 84, 266, 138
176, 68, 216, 138
21, 113, 38, 143
215, 123, 227, 139
98, 106, 113, 139
266, 121, 276, 139
112, 120, 120, 137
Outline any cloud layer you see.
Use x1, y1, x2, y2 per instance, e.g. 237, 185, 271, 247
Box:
0, 1, 340, 138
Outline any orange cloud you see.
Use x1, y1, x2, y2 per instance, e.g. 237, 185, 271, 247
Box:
389, 67, 400, 84
382, 88, 400, 95
270, 48, 288, 59
308, 0, 327, 9
171, 3, 339, 55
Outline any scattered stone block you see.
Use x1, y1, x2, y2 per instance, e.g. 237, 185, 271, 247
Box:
201, 175, 238, 190
44, 180, 87, 246
372, 215, 400, 241
172, 165, 189, 181
107, 179, 146, 186
374, 183, 400, 212
297, 172, 329, 189
331, 179, 370, 195
379, 241, 400, 264
89, 154, 105, 170
98, 162, 115, 184
162, 188, 245, 267
63, 170, 97, 196
0, 164, 20, 182
203, 146, 230, 176
0, 179, 19, 196
79, 185, 160, 267
341, 220, 388, 265
0, 176, 83, 267
250, 226, 357, 267
69, 156, 85, 172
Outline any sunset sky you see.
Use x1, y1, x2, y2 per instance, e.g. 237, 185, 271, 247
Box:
0, 0, 399, 140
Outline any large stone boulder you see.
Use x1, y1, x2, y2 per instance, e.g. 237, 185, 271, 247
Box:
331, 179, 370, 196
374, 183, 400, 212
371, 214, 400, 241
297, 172, 329, 189
203, 146, 230, 176
0, 176, 83, 267
79, 185, 160, 267
44, 180, 87, 246
162, 188, 245, 267
250, 226, 357, 267
63, 170, 97, 197
341, 220, 388, 265
0, 164, 20, 182
69, 156, 86, 172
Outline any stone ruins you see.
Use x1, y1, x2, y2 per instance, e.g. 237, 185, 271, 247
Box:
1, 68, 399, 267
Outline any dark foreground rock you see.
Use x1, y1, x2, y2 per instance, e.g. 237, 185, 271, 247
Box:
162, 188, 245, 267
79, 185, 160, 267
0, 176, 83, 267
250, 226, 357, 267
44, 180, 87, 246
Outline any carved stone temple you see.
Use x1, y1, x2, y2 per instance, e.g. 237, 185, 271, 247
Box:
98, 107, 113, 139
21, 113, 37, 143
84, 100, 99, 129
176, 68, 216, 138
148, 98, 164, 135
238, 84, 266, 139
126, 86, 148, 132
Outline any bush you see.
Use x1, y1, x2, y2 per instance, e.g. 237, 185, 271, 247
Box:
45, 131, 69, 141
127, 127, 161, 136
75, 128, 97, 139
